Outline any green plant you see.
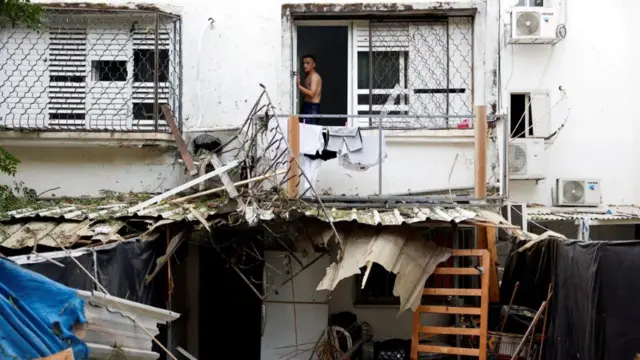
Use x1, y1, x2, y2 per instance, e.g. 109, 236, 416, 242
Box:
0, 181, 37, 214
0, 147, 19, 176
0, 0, 45, 31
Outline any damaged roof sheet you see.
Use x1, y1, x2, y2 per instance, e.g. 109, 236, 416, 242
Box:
527, 206, 640, 222
316, 226, 453, 314
1, 199, 511, 249
0, 220, 132, 249
291, 206, 486, 225
5, 202, 214, 222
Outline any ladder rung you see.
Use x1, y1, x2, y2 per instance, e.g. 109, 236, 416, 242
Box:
420, 326, 480, 336
451, 249, 485, 256
433, 267, 481, 275
416, 344, 480, 357
423, 288, 482, 296
418, 305, 481, 315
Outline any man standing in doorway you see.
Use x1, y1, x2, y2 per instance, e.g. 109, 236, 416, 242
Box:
297, 54, 322, 124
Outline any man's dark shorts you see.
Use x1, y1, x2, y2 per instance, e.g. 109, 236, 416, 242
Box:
301, 102, 320, 124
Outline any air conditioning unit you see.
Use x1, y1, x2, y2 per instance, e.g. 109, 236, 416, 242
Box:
555, 179, 602, 207
509, 138, 545, 180
510, 7, 559, 44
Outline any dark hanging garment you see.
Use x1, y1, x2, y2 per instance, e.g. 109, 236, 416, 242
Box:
300, 102, 339, 161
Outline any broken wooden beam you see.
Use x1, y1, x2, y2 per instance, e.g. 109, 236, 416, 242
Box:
170, 170, 286, 203
161, 104, 198, 176
127, 160, 240, 213
210, 154, 239, 198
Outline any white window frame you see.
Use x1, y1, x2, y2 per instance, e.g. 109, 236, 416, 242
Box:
290, 18, 474, 129
351, 20, 410, 127
509, 90, 551, 139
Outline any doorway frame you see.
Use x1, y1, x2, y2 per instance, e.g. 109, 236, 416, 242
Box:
293, 20, 354, 120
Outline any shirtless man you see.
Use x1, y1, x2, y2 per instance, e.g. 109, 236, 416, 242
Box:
297, 54, 322, 124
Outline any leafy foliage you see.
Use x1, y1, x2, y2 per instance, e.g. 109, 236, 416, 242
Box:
0, 181, 36, 214
0, 0, 45, 31
0, 147, 19, 176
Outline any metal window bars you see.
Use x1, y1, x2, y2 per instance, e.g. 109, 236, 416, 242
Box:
0, 7, 182, 132
358, 16, 475, 130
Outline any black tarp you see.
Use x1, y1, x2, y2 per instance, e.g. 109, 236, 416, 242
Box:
22, 240, 165, 306
501, 239, 640, 360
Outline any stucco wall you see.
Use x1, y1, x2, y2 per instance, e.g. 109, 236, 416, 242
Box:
5, 0, 636, 206
0, 0, 500, 198
502, 0, 640, 205
1, 145, 181, 196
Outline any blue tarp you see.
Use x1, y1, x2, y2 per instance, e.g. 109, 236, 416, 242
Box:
0, 258, 88, 360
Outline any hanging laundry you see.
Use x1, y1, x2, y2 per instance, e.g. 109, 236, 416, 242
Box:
326, 127, 363, 153
339, 133, 387, 171
300, 156, 323, 194
299, 123, 324, 156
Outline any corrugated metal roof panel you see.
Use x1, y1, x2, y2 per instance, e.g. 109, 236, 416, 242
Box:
294, 206, 489, 225
528, 206, 640, 222
78, 290, 179, 359
0, 220, 126, 249
1, 199, 512, 249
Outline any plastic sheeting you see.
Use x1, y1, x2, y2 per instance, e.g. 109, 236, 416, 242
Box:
501, 239, 640, 360
19, 240, 165, 305
0, 258, 88, 359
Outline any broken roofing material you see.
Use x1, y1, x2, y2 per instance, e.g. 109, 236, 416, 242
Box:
78, 290, 180, 360
316, 226, 452, 314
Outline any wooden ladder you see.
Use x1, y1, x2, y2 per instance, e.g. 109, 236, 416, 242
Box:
410, 249, 490, 360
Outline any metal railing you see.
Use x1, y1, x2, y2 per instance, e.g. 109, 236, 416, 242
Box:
0, 7, 182, 132
286, 16, 478, 195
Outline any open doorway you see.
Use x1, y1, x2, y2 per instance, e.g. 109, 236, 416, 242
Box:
296, 25, 349, 126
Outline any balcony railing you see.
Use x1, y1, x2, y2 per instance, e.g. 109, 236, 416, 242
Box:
0, 7, 182, 132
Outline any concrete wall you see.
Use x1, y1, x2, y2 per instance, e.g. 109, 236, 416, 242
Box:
2, 0, 636, 206
0, 0, 501, 198
0, 145, 181, 197
502, 0, 640, 206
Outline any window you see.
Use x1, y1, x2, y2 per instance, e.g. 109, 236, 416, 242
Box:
356, 51, 409, 117
133, 49, 169, 83
354, 263, 455, 306
510, 92, 551, 139
92, 60, 127, 82
351, 19, 473, 128
517, 0, 544, 6
133, 102, 166, 120
353, 228, 475, 306
48, 28, 88, 127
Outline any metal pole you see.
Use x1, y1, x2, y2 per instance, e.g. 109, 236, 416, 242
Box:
378, 113, 383, 195
154, 11, 160, 132
368, 21, 373, 128
369, 22, 382, 194
446, 20, 451, 128
177, 19, 183, 131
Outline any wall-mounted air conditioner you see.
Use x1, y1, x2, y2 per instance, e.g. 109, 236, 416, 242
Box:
509, 138, 545, 180
509, 7, 559, 44
554, 179, 602, 207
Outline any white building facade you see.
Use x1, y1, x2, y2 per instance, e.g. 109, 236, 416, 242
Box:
1, 0, 639, 226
